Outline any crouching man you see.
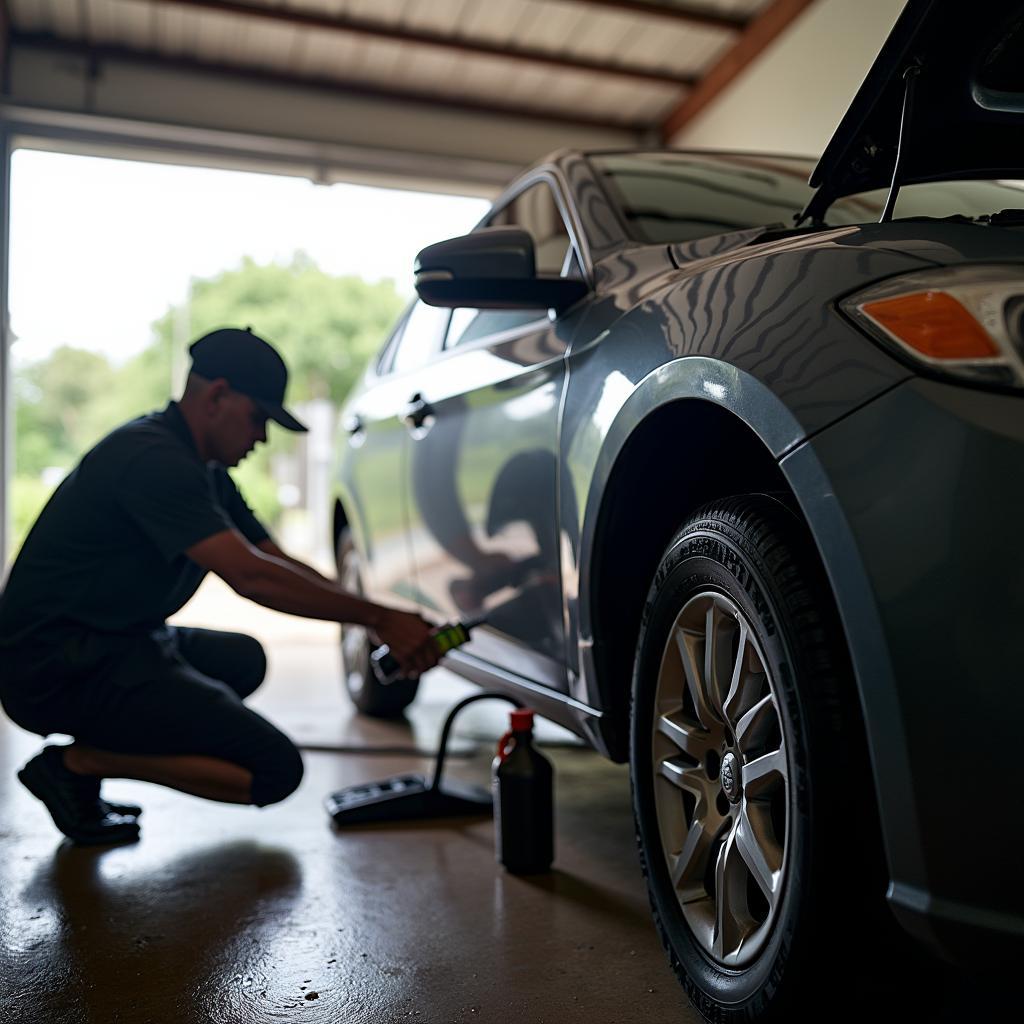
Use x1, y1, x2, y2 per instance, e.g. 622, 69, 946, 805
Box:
0, 327, 437, 844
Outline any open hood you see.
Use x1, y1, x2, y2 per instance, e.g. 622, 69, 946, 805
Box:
803, 0, 1024, 223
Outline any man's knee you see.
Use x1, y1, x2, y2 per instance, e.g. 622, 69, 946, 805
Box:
238, 636, 268, 696
175, 628, 268, 700
251, 738, 304, 807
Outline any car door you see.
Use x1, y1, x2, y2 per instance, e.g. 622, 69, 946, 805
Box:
403, 176, 589, 695
340, 300, 450, 607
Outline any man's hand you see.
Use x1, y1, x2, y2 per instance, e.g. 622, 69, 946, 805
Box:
371, 608, 441, 677
186, 531, 442, 678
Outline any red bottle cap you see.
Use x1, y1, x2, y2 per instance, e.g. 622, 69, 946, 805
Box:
510, 708, 534, 732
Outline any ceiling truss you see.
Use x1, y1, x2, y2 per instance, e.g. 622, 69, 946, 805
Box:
2, 1, 819, 148
133, 0, 703, 89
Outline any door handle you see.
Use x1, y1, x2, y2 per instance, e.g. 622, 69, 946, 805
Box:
402, 393, 436, 433
343, 414, 366, 447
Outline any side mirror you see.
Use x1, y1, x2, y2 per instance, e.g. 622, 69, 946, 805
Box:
414, 227, 588, 313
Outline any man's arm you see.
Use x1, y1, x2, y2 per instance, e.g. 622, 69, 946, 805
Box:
256, 538, 334, 585
186, 529, 438, 675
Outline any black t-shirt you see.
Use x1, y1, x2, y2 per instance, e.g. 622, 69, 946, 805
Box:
0, 402, 269, 647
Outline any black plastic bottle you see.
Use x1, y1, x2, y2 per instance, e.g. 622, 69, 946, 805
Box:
492, 708, 554, 874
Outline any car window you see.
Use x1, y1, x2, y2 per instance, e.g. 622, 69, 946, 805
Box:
391, 300, 451, 375
589, 151, 1024, 241
446, 179, 574, 350
446, 307, 541, 349
563, 247, 585, 281
490, 179, 573, 275
590, 153, 819, 244
375, 307, 411, 375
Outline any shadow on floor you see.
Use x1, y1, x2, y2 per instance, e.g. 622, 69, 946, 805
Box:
6, 841, 301, 1024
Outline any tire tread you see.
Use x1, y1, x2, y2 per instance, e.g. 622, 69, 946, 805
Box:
631, 493, 887, 1022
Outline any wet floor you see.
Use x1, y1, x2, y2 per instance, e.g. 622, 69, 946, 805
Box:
0, 629, 1009, 1023
0, 633, 697, 1024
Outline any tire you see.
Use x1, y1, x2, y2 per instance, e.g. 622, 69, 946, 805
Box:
630, 494, 889, 1022
336, 526, 419, 718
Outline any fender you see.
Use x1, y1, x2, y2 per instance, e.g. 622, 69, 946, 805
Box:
567, 356, 925, 935
779, 434, 928, 943
571, 355, 805, 668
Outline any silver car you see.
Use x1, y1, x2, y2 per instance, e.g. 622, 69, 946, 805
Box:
332, 2, 1024, 1018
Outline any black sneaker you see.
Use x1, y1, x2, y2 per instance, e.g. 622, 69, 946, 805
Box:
68, 769, 144, 818
18, 746, 140, 845
100, 797, 144, 818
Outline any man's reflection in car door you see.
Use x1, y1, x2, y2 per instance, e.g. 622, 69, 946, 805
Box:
402, 178, 587, 695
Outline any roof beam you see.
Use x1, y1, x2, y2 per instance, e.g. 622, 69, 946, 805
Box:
661, 0, 817, 142
14, 31, 651, 136
3, 100, 518, 194
552, 0, 746, 33
136, 0, 697, 88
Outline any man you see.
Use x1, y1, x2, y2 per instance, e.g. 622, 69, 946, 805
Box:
0, 327, 438, 845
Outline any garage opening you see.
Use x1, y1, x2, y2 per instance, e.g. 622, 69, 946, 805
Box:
5, 146, 487, 575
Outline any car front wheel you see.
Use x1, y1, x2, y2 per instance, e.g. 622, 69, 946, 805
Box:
631, 494, 887, 1021
336, 526, 419, 718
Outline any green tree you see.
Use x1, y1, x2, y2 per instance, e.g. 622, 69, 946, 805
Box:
11, 254, 405, 554
150, 253, 405, 402
14, 346, 117, 474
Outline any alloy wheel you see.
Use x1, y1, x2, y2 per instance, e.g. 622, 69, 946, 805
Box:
652, 591, 790, 968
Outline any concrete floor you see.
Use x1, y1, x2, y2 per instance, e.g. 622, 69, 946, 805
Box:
0, 627, 698, 1024
0, 609, 1009, 1023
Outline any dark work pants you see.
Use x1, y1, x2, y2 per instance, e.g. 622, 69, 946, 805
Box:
0, 625, 303, 807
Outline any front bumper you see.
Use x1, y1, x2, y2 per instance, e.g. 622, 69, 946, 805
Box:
782, 376, 1024, 964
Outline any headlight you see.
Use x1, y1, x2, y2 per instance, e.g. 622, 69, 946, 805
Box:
841, 265, 1024, 389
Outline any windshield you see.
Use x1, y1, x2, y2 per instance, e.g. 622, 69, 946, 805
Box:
588, 152, 1024, 244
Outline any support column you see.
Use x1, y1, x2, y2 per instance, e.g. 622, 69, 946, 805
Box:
0, 130, 11, 572
0, 0, 10, 571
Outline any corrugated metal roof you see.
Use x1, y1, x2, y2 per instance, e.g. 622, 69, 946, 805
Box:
7, 0, 775, 132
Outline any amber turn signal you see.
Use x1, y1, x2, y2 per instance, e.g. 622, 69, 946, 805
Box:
860, 292, 1000, 360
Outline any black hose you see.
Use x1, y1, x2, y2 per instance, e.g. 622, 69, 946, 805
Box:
429, 691, 522, 792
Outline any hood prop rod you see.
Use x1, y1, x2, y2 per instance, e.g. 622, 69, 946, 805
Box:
880, 64, 922, 223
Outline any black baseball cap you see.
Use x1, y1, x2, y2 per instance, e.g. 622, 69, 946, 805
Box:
188, 327, 307, 433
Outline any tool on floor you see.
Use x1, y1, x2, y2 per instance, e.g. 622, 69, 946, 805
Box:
370, 615, 484, 685
325, 691, 522, 826
493, 708, 554, 874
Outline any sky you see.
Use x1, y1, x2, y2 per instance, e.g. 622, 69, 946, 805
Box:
9, 149, 490, 365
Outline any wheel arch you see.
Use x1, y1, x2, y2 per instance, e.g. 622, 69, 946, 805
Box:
332, 484, 371, 571
582, 397, 796, 762
332, 497, 350, 556
575, 367, 913, 933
